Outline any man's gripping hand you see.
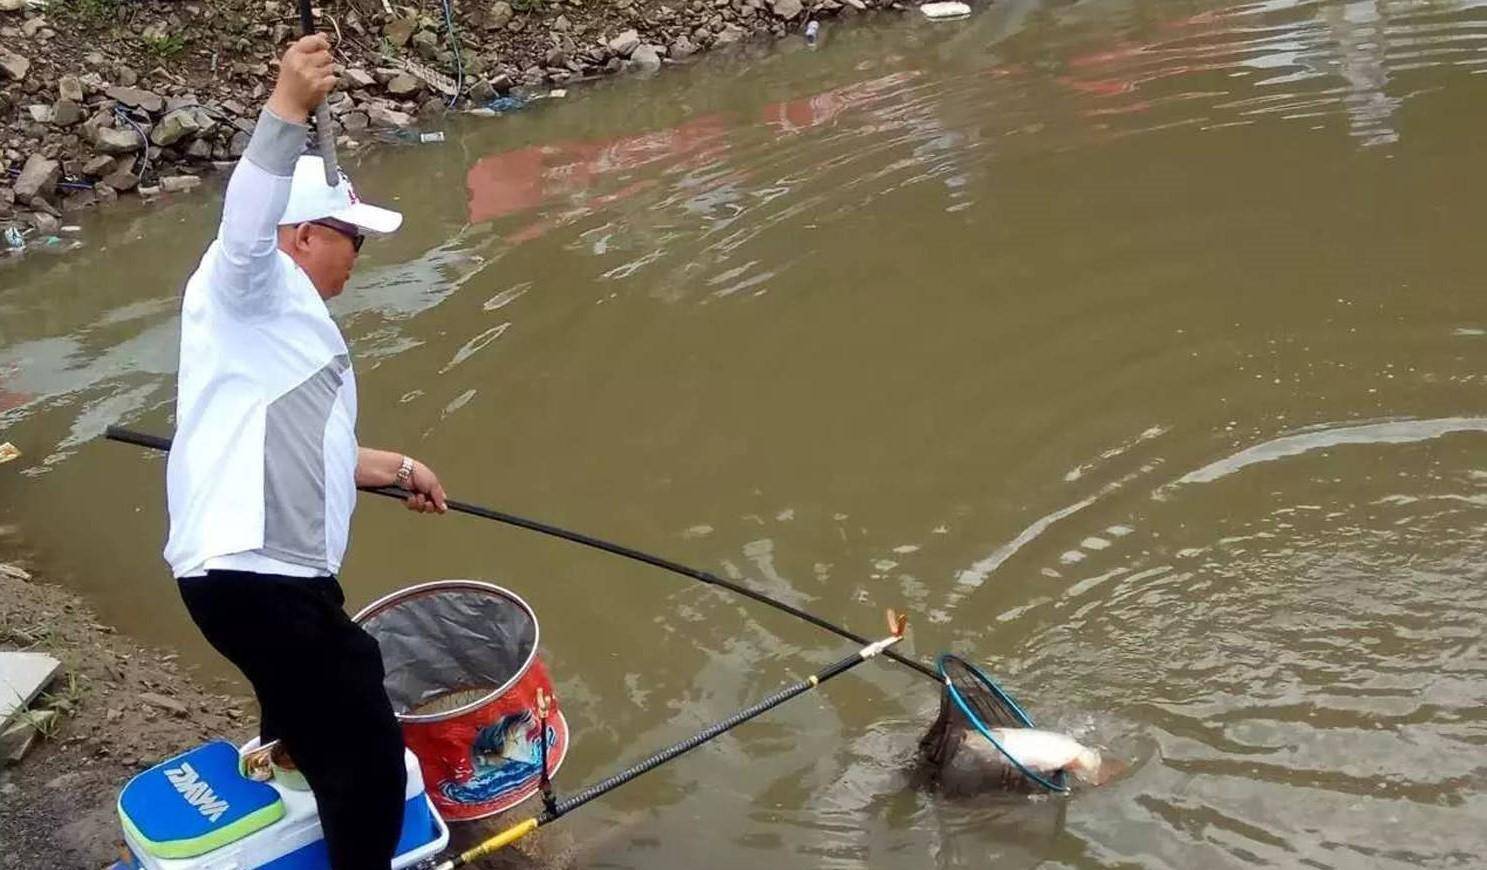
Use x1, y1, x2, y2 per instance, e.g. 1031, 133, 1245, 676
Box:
267, 35, 336, 125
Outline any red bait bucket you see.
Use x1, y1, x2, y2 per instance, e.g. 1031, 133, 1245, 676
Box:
355, 580, 570, 821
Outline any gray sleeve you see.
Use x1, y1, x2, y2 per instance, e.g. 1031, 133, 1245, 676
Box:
243, 108, 307, 177
209, 108, 308, 316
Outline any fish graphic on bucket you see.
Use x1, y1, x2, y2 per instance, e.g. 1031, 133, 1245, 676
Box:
355, 580, 570, 821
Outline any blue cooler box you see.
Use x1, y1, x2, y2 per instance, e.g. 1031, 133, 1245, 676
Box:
115, 740, 448, 869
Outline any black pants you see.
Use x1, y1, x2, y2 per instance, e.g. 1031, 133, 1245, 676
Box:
179, 570, 406, 870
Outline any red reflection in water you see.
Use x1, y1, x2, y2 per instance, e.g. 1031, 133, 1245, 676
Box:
0, 365, 32, 414
467, 116, 731, 224
465, 71, 919, 228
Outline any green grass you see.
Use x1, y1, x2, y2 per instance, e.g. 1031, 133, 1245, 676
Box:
0, 611, 52, 649
141, 33, 189, 60
38, 669, 87, 718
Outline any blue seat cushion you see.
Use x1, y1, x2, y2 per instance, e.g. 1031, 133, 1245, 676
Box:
119, 740, 285, 859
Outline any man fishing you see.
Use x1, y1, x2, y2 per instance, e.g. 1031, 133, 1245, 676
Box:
163, 35, 447, 868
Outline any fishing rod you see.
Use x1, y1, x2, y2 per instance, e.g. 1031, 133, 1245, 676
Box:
298, 0, 340, 186
104, 426, 940, 682
434, 612, 908, 869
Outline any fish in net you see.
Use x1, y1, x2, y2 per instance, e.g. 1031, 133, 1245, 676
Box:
917, 654, 1119, 795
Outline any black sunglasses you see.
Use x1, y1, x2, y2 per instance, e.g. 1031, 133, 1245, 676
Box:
310, 218, 366, 253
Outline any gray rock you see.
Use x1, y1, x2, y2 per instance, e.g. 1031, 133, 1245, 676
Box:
411, 30, 440, 59
608, 28, 642, 57
671, 36, 699, 58
101, 168, 139, 191
486, 1, 514, 29
771, 0, 802, 17
26, 104, 52, 124
229, 130, 252, 157
715, 24, 746, 44
345, 68, 377, 90
490, 72, 515, 93
115, 65, 139, 87
0, 50, 28, 82
94, 183, 118, 204
340, 111, 369, 133
552, 14, 572, 32
138, 691, 189, 716
91, 124, 145, 155
82, 155, 117, 177
29, 197, 62, 219
62, 188, 97, 211
160, 175, 201, 194
367, 104, 414, 129
467, 79, 496, 103
383, 17, 417, 47
151, 109, 203, 146
13, 154, 59, 200
29, 210, 61, 234
185, 138, 212, 160
57, 75, 84, 103
385, 73, 424, 97
106, 86, 164, 114
631, 44, 663, 70
51, 99, 83, 127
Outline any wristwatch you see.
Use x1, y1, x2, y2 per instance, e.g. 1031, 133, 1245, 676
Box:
396, 455, 415, 489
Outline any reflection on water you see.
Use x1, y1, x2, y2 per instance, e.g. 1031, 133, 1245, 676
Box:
4, 0, 1487, 867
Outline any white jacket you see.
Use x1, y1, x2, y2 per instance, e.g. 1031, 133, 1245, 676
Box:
164, 110, 358, 579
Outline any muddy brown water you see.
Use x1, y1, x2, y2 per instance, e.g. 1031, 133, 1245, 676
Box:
4, 0, 1487, 866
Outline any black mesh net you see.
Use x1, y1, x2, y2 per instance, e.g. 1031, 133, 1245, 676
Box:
354, 580, 538, 718
943, 655, 1030, 729
916, 655, 1061, 793
917, 655, 1026, 768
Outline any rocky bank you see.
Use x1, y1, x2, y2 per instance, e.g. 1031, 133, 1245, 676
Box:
1, 0, 903, 245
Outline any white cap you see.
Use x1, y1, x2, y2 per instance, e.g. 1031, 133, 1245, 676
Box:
278, 155, 403, 234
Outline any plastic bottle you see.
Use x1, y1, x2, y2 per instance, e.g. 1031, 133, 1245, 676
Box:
805, 20, 820, 45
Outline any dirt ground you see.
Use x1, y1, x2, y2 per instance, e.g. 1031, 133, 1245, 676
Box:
0, 558, 251, 869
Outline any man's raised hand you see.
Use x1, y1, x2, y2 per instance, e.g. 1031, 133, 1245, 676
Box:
267, 35, 336, 125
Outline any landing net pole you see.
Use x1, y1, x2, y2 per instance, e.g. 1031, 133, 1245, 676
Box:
434, 618, 907, 870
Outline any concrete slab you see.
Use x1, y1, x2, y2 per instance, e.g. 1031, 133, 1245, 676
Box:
0, 651, 61, 728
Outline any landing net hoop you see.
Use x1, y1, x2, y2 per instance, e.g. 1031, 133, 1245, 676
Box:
937, 653, 1068, 793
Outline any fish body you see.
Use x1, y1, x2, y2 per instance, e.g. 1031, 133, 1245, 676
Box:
932, 726, 1117, 795
981, 728, 1104, 781
918, 690, 1123, 795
